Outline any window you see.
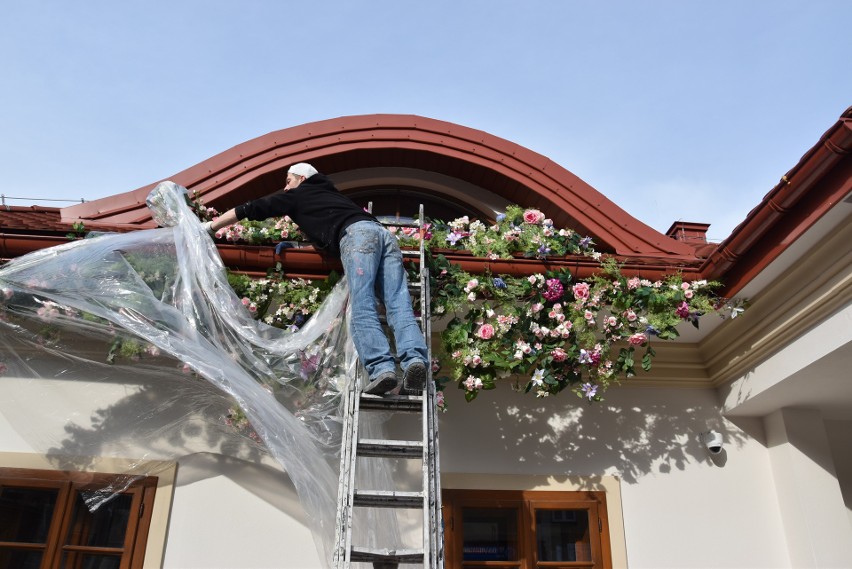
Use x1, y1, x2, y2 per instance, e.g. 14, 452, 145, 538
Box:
0, 468, 157, 569
443, 490, 612, 569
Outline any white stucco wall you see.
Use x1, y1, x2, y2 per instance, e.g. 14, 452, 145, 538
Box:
162, 455, 322, 569
430, 385, 791, 569
826, 419, 852, 528
0, 373, 798, 568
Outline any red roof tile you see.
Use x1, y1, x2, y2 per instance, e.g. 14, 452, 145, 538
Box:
1, 206, 66, 232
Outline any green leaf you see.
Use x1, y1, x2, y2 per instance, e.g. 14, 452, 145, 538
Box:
641, 352, 653, 372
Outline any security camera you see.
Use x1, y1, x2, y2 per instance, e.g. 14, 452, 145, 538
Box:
703, 430, 724, 454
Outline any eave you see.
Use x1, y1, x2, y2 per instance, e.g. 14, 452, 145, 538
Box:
704, 106, 852, 297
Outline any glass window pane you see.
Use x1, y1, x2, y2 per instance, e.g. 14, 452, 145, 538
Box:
0, 486, 59, 543
0, 548, 44, 569
535, 509, 591, 562
462, 507, 519, 561
65, 492, 132, 549
61, 552, 122, 569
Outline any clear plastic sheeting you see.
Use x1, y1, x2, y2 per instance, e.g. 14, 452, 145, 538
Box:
0, 181, 406, 567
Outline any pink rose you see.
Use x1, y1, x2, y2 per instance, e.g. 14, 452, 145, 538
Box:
463, 376, 483, 391
628, 333, 647, 346
572, 282, 590, 300
477, 324, 495, 340
551, 348, 567, 362
523, 209, 545, 224
627, 277, 641, 290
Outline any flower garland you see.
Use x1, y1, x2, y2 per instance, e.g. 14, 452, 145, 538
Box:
0, 202, 741, 418
188, 201, 740, 408
424, 206, 597, 260
189, 198, 595, 262
434, 256, 722, 402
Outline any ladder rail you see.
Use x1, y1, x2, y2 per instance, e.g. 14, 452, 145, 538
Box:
333, 368, 361, 566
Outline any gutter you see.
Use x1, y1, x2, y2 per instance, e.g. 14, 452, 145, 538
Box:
2, 233, 704, 282
220, 245, 704, 281
1, 234, 70, 262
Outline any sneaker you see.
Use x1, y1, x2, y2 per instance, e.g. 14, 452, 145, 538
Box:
363, 371, 399, 395
402, 361, 427, 391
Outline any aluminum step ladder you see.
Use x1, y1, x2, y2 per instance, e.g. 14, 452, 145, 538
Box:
333, 205, 444, 569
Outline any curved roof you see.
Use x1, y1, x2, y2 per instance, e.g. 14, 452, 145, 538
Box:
62, 114, 698, 262
7, 111, 850, 296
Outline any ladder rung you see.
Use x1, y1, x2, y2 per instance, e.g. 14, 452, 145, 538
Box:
360, 393, 424, 412
400, 249, 421, 257
354, 490, 424, 508
349, 546, 424, 564
358, 438, 423, 458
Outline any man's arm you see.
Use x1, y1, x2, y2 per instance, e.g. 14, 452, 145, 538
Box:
204, 185, 293, 234
204, 208, 239, 233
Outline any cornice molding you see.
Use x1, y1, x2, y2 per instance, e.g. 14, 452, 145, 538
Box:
699, 218, 852, 386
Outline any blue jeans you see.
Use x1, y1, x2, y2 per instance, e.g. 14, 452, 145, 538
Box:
339, 221, 428, 379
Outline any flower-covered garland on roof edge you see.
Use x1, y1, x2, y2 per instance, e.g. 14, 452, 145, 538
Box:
188, 196, 744, 407
0, 198, 745, 415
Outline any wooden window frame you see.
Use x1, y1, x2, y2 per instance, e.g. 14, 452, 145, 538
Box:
0, 467, 157, 569
443, 489, 613, 569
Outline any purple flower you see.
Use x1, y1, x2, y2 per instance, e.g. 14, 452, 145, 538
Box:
579, 236, 594, 249
493, 277, 507, 289
581, 382, 598, 400
542, 278, 564, 301
446, 231, 465, 245
496, 213, 506, 222
676, 301, 690, 319
537, 245, 551, 257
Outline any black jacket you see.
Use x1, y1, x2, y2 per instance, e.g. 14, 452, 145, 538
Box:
234, 174, 375, 258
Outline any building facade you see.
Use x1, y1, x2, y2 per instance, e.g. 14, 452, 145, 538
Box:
1, 112, 851, 568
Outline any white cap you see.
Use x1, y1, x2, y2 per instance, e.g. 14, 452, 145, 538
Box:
288, 163, 318, 178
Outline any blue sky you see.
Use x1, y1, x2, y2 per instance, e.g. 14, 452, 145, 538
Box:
1, 0, 849, 240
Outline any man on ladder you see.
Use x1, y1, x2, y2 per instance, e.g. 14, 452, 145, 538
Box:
204, 162, 429, 394
208, 163, 442, 568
